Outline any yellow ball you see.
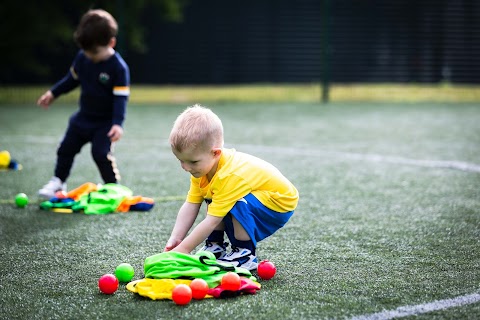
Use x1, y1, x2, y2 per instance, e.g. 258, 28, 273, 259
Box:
0, 150, 11, 168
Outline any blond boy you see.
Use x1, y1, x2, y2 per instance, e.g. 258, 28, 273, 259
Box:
164, 105, 299, 270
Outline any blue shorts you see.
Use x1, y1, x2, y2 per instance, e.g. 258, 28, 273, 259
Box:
223, 193, 294, 246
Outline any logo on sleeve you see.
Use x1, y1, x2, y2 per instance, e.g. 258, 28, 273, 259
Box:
99, 72, 110, 84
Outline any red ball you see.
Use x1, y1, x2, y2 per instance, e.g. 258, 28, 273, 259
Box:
98, 274, 119, 294
257, 260, 276, 280
221, 272, 241, 291
172, 284, 192, 305
189, 278, 209, 300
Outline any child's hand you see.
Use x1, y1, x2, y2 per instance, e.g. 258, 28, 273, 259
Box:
108, 125, 123, 142
37, 90, 54, 109
164, 238, 182, 252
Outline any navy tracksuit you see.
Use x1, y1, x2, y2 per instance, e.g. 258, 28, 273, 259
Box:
50, 50, 130, 183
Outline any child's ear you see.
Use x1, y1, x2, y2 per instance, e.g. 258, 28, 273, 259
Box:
212, 148, 222, 158
109, 37, 117, 48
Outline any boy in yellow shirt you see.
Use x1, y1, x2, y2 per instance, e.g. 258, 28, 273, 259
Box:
164, 105, 299, 270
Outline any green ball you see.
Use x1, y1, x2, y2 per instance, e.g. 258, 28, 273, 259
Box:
115, 263, 135, 282
15, 193, 29, 208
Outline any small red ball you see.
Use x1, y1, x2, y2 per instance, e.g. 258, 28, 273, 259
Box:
189, 278, 209, 300
257, 260, 276, 280
172, 284, 192, 305
221, 272, 241, 291
98, 274, 119, 294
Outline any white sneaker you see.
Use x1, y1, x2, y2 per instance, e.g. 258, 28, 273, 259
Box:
197, 241, 228, 259
38, 177, 66, 199
218, 246, 258, 271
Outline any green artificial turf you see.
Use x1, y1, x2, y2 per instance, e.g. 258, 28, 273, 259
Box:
0, 102, 479, 319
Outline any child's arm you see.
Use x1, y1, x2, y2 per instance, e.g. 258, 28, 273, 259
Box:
171, 214, 224, 254
37, 67, 79, 109
164, 201, 202, 251
109, 62, 129, 142
50, 67, 79, 99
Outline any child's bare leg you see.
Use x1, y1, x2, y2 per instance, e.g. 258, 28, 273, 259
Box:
213, 220, 225, 231
232, 216, 250, 241
230, 216, 255, 254
219, 215, 258, 270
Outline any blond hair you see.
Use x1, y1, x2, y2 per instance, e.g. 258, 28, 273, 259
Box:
169, 104, 224, 152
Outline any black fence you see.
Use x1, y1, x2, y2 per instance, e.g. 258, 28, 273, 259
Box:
12, 0, 480, 84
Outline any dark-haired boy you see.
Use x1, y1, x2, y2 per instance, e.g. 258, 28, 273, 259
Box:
37, 9, 130, 198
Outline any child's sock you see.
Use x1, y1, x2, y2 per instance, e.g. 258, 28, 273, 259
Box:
232, 239, 256, 255
207, 230, 225, 243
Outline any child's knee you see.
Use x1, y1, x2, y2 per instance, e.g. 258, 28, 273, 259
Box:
57, 142, 81, 157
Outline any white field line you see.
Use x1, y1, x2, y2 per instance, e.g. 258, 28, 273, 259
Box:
351, 292, 480, 320
235, 144, 480, 173
5, 136, 480, 173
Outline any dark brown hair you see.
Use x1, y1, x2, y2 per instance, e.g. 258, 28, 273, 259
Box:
73, 9, 118, 51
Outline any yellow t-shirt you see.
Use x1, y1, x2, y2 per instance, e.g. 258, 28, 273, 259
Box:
186, 148, 299, 217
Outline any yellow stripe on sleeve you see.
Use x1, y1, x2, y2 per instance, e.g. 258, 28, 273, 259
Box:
69, 67, 79, 80
113, 86, 130, 96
